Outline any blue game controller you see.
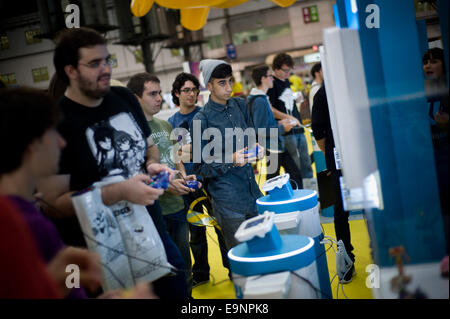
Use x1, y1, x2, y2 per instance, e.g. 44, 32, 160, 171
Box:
244, 145, 259, 157
149, 171, 170, 189
186, 180, 199, 190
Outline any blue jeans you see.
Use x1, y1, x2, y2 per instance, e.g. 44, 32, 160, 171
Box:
163, 209, 192, 296
284, 133, 313, 179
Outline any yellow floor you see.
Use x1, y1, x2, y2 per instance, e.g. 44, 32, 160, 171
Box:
192, 130, 375, 299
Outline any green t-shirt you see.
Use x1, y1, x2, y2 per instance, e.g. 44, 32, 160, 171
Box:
148, 117, 185, 215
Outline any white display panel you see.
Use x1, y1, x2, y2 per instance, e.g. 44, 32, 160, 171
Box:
320, 27, 380, 208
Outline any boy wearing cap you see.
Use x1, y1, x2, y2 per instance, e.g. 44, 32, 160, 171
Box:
191, 60, 264, 250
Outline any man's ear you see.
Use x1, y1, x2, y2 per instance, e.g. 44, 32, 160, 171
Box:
207, 81, 213, 91
64, 65, 77, 82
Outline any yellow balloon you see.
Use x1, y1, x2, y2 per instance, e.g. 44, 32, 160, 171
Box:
156, 0, 225, 9
130, 0, 155, 17
214, 0, 248, 9
131, 0, 299, 30
269, 0, 297, 7
180, 7, 210, 31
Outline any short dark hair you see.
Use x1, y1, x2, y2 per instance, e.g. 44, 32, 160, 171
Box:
53, 27, 107, 85
171, 72, 200, 106
423, 48, 446, 74
252, 65, 270, 87
0, 87, 61, 175
47, 73, 67, 101
127, 73, 160, 98
272, 53, 294, 70
210, 63, 232, 81
311, 63, 322, 78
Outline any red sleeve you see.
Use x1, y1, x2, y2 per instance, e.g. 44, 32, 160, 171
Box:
0, 196, 62, 299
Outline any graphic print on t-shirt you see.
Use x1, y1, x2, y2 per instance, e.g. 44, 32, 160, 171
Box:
278, 88, 295, 115
151, 129, 175, 168
85, 112, 146, 180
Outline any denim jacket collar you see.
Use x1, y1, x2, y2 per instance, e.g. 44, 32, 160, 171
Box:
207, 98, 235, 113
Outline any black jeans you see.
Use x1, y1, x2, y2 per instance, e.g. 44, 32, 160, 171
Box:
189, 223, 230, 281
266, 150, 303, 189
331, 169, 355, 262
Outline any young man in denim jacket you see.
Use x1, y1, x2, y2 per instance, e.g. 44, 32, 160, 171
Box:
190, 59, 264, 250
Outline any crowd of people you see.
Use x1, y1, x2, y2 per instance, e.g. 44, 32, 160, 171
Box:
0, 26, 447, 299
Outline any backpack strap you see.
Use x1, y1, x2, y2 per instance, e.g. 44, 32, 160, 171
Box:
247, 95, 266, 119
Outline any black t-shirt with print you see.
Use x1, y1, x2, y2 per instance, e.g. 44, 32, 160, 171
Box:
58, 86, 151, 190
266, 76, 304, 135
52, 86, 155, 247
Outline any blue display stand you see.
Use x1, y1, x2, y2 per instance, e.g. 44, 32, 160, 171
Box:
229, 212, 321, 298
437, 0, 449, 81
333, 0, 446, 266
256, 177, 332, 299
311, 134, 335, 218
229, 234, 316, 277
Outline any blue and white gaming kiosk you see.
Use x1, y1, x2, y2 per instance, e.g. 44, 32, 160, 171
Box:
228, 212, 321, 299
255, 174, 332, 299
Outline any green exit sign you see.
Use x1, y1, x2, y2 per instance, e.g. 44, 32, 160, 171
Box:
302, 5, 319, 24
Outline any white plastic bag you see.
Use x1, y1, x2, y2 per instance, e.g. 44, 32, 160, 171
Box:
72, 176, 172, 291
72, 186, 134, 291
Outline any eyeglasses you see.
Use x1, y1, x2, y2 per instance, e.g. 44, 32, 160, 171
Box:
180, 87, 200, 94
265, 74, 274, 79
280, 67, 292, 74
78, 57, 114, 69
147, 90, 162, 97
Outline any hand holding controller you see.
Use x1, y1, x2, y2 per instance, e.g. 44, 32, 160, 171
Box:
243, 145, 259, 158
186, 180, 199, 190
149, 171, 170, 189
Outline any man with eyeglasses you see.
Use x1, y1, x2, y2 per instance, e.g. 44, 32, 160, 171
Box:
127, 72, 199, 297
39, 27, 188, 299
168, 72, 231, 287
267, 53, 314, 189
247, 65, 298, 178
168, 72, 201, 139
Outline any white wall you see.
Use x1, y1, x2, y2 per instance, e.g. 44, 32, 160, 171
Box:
201, 0, 335, 61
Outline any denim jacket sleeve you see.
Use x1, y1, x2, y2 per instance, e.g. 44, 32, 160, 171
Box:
250, 96, 284, 148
